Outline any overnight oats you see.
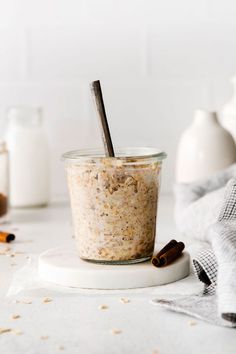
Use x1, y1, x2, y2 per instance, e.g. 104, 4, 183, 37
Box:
63, 148, 166, 264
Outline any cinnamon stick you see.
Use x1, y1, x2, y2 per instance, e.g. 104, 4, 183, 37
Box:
152, 241, 185, 267
0, 193, 8, 217
0, 231, 15, 243
152, 239, 177, 267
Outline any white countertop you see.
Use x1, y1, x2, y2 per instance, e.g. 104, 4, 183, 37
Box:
0, 195, 235, 354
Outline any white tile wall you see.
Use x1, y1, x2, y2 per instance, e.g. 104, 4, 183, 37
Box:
148, 23, 236, 80
0, 0, 88, 26
0, 0, 235, 199
28, 25, 145, 80
0, 28, 23, 80
207, 0, 236, 22
86, 0, 208, 24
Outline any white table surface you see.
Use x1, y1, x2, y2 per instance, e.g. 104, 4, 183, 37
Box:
0, 195, 235, 354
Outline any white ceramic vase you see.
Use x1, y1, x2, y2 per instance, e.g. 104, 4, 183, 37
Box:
176, 109, 236, 183
221, 76, 236, 143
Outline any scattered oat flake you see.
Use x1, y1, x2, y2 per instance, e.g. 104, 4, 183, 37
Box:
0, 247, 11, 255
58, 345, 65, 350
0, 328, 11, 334
13, 300, 20, 304
21, 299, 32, 304
12, 329, 23, 335
43, 297, 53, 303
11, 314, 21, 320
7, 253, 15, 258
152, 350, 159, 354
110, 329, 122, 335
119, 297, 130, 304
188, 320, 197, 326
41, 335, 49, 340
15, 251, 25, 255
99, 304, 109, 310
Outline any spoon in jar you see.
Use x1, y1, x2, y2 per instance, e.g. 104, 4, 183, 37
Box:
90, 80, 115, 157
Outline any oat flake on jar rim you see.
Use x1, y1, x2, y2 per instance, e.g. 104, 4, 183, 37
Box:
62, 147, 167, 264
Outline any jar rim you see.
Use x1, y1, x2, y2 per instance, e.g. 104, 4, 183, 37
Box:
62, 147, 167, 162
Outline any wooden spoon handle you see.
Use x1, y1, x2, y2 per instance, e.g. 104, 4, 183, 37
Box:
90, 80, 115, 157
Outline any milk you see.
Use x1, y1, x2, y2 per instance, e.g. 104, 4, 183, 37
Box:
5, 107, 50, 207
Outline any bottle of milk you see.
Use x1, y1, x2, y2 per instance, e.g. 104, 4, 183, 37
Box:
0, 139, 9, 221
5, 106, 50, 207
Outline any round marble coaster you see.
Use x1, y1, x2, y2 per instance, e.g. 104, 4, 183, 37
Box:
38, 246, 190, 289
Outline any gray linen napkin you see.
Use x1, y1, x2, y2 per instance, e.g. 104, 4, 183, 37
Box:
174, 163, 236, 241
153, 179, 236, 327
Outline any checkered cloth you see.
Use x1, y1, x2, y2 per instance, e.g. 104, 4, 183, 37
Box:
192, 249, 217, 295
153, 179, 236, 327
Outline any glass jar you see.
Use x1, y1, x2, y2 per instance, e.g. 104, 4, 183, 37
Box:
0, 140, 9, 223
63, 147, 167, 264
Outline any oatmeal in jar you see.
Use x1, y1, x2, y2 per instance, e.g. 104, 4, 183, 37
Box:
63, 148, 166, 264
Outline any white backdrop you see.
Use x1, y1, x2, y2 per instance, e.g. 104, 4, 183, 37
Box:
0, 0, 235, 199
